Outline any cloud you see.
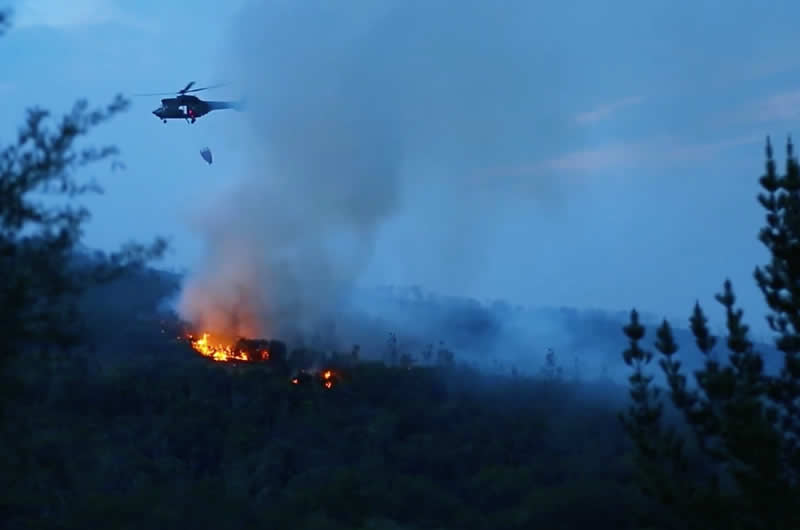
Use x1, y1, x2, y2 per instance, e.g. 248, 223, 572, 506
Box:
574, 95, 645, 125
12, 0, 148, 30
543, 142, 643, 171
479, 132, 762, 178
661, 133, 764, 164
547, 133, 761, 172
731, 90, 800, 124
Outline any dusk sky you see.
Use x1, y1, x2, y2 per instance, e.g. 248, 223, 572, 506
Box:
4, 0, 800, 337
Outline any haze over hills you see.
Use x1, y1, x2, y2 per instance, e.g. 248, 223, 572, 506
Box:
74, 252, 784, 389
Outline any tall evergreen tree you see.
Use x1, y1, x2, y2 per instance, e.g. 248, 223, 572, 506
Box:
620, 137, 800, 530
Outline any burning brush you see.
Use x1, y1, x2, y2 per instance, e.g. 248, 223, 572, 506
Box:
291, 369, 338, 389
182, 330, 338, 389
185, 333, 271, 362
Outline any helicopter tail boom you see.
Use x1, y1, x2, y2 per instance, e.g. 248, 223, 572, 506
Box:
207, 100, 244, 112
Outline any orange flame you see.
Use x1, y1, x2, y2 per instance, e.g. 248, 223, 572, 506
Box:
188, 332, 249, 362
289, 369, 336, 389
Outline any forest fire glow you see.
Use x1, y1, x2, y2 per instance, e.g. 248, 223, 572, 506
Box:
184, 331, 337, 389
289, 370, 336, 389
188, 333, 251, 362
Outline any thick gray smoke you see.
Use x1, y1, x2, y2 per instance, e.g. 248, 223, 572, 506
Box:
178, 1, 575, 340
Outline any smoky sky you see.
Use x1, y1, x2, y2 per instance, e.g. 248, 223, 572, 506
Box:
174, 0, 788, 346
177, 0, 587, 338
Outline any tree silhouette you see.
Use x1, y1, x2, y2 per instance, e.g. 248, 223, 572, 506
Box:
620, 137, 800, 530
0, 14, 166, 367
0, 9, 9, 36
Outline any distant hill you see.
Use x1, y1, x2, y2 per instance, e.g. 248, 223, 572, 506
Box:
338, 285, 784, 384
71, 256, 783, 386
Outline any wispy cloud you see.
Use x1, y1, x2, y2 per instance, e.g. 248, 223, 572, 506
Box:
13, 0, 150, 31
545, 133, 761, 172
476, 133, 763, 179
573, 95, 645, 125
542, 143, 638, 172
729, 90, 800, 124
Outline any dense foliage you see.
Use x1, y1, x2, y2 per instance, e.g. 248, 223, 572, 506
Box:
0, 7, 164, 375
0, 95, 166, 358
2, 346, 659, 529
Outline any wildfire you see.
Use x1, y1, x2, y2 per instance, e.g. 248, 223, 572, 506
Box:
183, 330, 337, 389
188, 332, 250, 362
290, 369, 336, 389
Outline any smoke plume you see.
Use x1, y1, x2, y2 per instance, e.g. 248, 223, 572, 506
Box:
178, 1, 574, 340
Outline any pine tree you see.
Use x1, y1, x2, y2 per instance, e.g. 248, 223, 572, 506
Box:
620, 137, 800, 529
540, 348, 563, 381
386, 332, 398, 365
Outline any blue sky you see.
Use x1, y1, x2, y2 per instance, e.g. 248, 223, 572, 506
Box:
3, 0, 800, 337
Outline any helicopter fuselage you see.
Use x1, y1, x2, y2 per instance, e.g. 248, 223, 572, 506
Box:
151, 97, 239, 123
140, 81, 241, 123
152, 95, 211, 123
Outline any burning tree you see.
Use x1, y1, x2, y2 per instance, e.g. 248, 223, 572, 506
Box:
184, 328, 294, 379
187, 333, 284, 363
188, 333, 253, 362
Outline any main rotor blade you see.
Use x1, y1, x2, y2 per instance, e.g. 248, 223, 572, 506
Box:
131, 82, 227, 97
184, 83, 227, 93
131, 91, 178, 96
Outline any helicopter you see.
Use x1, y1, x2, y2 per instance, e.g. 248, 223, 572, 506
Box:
134, 81, 242, 124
